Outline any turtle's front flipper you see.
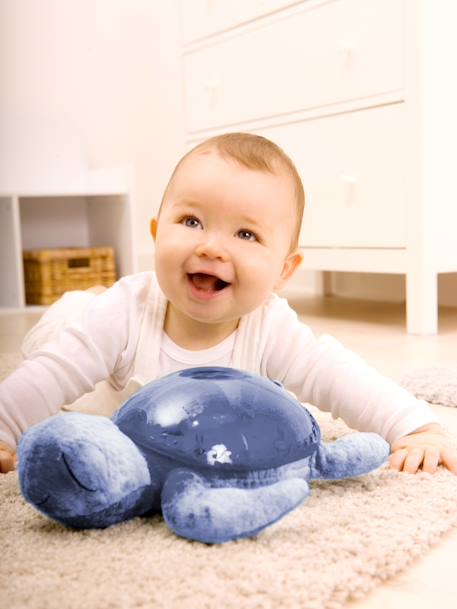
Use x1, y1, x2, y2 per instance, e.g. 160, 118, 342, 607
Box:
310, 433, 390, 480
161, 468, 309, 544
18, 413, 155, 528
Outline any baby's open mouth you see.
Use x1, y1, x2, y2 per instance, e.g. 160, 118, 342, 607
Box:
188, 273, 230, 293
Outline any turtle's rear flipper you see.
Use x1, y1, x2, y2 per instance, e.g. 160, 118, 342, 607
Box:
161, 468, 309, 544
310, 433, 390, 481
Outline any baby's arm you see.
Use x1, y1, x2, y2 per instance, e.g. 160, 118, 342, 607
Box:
0, 276, 144, 455
262, 298, 455, 474
389, 422, 457, 474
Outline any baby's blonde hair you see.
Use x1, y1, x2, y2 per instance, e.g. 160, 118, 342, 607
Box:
160, 132, 305, 250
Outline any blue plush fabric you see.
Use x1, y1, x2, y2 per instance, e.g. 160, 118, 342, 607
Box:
18, 413, 154, 528
18, 367, 390, 543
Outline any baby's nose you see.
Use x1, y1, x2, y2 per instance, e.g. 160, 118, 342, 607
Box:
195, 235, 230, 261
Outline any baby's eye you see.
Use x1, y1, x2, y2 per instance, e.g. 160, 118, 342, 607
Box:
182, 216, 202, 229
237, 229, 257, 242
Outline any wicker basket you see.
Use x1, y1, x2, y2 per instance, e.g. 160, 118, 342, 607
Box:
23, 246, 117, 305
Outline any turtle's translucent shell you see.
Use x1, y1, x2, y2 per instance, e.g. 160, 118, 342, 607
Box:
113, 367, 320, 471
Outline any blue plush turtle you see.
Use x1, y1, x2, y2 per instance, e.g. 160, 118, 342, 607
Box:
18, 367, 389, 544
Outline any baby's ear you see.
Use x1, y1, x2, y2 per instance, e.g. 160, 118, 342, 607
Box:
275, 249, 303, 290
150, 218, 158, 240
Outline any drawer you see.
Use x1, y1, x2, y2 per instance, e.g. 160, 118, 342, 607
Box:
183, 0, 404, 132
259, 103, 406, 248
179, 0, 301, 44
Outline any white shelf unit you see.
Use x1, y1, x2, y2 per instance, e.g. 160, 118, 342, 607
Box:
172, 0, 457, 334
0, 169, 136, 312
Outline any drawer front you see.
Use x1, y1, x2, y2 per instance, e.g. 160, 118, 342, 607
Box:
183, 0, 404, 132
179, 0, 300, 43
259, 103, 406, 248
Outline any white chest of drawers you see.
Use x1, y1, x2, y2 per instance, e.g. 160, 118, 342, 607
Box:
166, 0, 457, 334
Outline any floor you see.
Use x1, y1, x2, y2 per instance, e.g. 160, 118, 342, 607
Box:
0, 310, 43, 353
1, 295, 457, 608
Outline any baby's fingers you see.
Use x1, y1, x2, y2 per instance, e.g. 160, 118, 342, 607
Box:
402, 448, 425, 474
389, 447, 425, 474
441, 450, 457, 475
422, 448, 440, 474
0, 449, 16, 474
389, 448, 408, 472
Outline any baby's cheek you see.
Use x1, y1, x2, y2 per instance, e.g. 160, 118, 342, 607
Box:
248, 253, 282, 281
239, 257, 280, 295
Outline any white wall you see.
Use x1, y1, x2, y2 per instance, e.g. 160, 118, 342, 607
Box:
2, 0, 455, 306
0, 0, 164, 261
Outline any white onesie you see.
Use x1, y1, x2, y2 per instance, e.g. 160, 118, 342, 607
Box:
0, 271, 438, 448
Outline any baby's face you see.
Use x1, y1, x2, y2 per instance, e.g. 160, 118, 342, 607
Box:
153, 150, 301, 329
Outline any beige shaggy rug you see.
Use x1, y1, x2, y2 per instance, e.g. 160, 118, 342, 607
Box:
2, 353, 457, 609
401, 366, 457, 408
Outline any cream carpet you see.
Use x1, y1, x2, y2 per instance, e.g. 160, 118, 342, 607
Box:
2, 353, 457, 609
401, 367, 457, 408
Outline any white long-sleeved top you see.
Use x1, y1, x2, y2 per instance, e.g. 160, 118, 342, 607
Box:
0, 272, 438, 449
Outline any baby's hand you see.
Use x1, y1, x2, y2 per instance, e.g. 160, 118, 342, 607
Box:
389, 423, 457, 475
0, 441, 16, 474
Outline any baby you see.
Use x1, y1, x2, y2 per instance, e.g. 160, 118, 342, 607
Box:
0, 132, 456, 476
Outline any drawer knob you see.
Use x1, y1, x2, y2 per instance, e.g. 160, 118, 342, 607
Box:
203, 79, 220, 90
339, 173, 359, 184
338, 39, 355, 51
202, 79, 220, 106
337, 39, 355, 61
